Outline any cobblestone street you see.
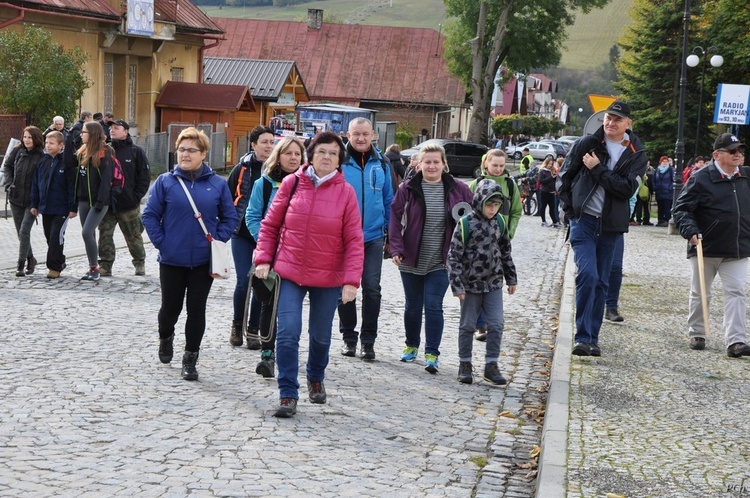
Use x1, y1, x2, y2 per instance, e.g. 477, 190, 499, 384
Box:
0, 210, 565, 497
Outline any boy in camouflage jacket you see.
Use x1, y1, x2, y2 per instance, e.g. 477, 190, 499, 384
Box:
448, 179, 517, 386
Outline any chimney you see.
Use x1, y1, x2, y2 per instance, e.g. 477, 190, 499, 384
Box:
307, 9, 323, 30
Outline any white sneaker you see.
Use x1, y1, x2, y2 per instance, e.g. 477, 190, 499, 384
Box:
541, 221, 549, 227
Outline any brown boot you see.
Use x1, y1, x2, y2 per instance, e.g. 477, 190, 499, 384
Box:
229, 320, 243, 347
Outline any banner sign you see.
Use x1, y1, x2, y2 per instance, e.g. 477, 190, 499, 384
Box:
714, 84, 750, 125
127, 0, 154, 37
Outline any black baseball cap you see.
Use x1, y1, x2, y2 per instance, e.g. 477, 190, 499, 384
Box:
111, 119, 130, 130
713, 133, 744, 151
606, 100, 632, 119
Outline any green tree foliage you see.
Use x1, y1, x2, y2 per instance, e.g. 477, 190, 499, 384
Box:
492, 113, 564, 136
0, 26, 90, 128
615, 0, 711, 159
443, 0, 611, 144
699, 0, 750, 144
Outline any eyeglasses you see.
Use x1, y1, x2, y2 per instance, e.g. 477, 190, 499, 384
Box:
719, 148, 744, 155
80, 131, 89, 135
177, 147, 202, 154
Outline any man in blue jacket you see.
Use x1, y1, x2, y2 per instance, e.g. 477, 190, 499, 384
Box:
338, 117, 394, 360
556, 101, 647, 357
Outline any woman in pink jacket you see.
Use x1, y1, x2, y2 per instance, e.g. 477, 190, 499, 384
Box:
254, 131, 364, 418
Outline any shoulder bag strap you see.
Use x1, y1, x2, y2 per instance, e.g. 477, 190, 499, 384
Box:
177, 176, 212, 241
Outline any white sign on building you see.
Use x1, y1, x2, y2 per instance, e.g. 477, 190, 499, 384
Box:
714, 83, 750, 125
127, 0, 154, 37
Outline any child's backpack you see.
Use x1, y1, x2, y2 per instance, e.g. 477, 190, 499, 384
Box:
459, 213, 506, 245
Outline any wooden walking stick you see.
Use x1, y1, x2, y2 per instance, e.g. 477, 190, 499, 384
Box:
696, 234, 710, 337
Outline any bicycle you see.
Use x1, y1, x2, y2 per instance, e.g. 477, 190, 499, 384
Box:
516, 177, 537, 216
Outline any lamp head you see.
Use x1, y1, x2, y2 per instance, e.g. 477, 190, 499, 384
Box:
686, 54, 700, 67
710, 54, 724, 68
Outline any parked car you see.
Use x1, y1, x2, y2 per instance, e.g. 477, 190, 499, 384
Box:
525, 141, 568, 161
400, 139, 489, 178
505, 142, 530, 160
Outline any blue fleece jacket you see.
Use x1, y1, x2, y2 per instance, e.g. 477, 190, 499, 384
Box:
143, 164, 237, 268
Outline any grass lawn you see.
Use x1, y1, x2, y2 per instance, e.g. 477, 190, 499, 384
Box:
559, 0, 634, 70
200, 0, 446, 29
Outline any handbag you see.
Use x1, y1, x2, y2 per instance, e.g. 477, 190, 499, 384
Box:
177, 177, 231, 279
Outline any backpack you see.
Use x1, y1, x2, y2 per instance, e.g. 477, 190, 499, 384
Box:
637, 176, 650, 201
104, 149, 125, 196
459, 213, 506, 245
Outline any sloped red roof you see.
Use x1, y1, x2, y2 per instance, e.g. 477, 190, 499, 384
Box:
156, 81, 255, 111
2, 0, 120, 21
207, 18, 466, 107
154, 0, 223, 36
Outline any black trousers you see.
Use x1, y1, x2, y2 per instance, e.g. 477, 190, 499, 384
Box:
42, 214, 68, 271
158, 263, 214, 352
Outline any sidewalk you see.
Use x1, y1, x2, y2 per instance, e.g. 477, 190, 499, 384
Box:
538, 225, 750, 497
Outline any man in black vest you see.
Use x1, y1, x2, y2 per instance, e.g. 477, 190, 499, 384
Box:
97, 120, 150, 276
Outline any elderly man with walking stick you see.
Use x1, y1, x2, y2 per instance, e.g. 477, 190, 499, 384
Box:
673, 133, 750, 357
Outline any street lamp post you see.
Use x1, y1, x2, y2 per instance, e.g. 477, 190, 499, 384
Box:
669, 0, 691, 235
686, 47, 723, 158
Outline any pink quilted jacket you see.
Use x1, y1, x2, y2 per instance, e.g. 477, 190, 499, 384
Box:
254, 166, 364, 288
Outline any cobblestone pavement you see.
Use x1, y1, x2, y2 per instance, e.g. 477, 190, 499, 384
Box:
562, 226, 750, 498
0, 207, 566, 497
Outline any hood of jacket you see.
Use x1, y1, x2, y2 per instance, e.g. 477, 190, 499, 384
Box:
472, 179, 505, 217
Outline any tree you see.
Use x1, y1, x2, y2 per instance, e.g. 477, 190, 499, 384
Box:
615, 0, 708, 159
0, 26, 90, 128
492, 114, 564, 136
699, 0, 750, 144
443, 0, 611, 144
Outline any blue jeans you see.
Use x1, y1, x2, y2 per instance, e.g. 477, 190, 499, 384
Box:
400, 269, 449, 356
338, 237, 383, 345
606, 235, 624, 310
276, 279, 341, 399
459, 289, 504, 363
569, 214, 621, 344
231, 234, 260, 327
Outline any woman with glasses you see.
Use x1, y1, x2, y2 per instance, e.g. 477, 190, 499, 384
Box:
74, 121, 116, 281
143, 127, 237, 381
2, 126, 45, 277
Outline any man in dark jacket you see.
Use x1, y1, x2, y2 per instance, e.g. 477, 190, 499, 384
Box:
556, 100, 647, 356
97, 120, 150, 276
673, 133, 750, 358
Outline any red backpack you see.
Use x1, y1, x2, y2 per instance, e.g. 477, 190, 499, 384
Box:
100, 148, 125, 195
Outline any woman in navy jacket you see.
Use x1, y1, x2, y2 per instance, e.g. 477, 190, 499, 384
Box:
143, 127, 238, 381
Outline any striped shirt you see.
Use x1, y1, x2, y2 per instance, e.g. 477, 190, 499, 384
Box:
400, 182, 446, 275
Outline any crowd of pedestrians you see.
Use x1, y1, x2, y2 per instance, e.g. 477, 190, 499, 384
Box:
5, 107, 750, 419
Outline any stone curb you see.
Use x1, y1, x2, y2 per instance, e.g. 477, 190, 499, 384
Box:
535, 244, 574, 497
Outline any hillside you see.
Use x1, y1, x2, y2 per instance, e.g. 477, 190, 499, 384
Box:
198, 0, 633, 71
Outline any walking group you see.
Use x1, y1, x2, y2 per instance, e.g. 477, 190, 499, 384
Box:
2, 111, 149, 281
7, 102, 750, 420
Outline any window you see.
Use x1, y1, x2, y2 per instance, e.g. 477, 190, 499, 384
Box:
103, 62, 113, 114
171, 67, 184, 82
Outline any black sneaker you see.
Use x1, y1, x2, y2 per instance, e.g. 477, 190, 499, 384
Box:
307, 379, 326, 404
605, 308, 624, 322
572, 342, 592, 356
80, 269, 100, 281
158, 334, 174, 364
590, 343, 602, 357
256, 350, 275, 378
689, 337, 706, 351
361, 343, 376, 361
457, 362, 474, 384
483, 362, 507, 386
341, 342, 356, 357
274, 398, 297, 418
727, 342, 750, 358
